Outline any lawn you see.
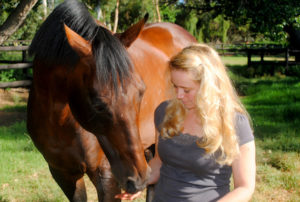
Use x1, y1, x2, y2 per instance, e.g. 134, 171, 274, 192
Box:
233, 76, 300, 202
0, 56, 299, 201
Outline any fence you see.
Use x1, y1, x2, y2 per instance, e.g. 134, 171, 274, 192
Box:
210, 43, 300, 68
0, 44, 299, 88
0, 46, 32, 88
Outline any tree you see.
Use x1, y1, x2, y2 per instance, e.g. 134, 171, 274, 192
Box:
218, 0, 300, 40
154, 0, 161, 22
117, 0, 156, 31
0, 0, 38, 45
42, 0, 47, 19
113, 0, 120, 33
161, 0, 300, 42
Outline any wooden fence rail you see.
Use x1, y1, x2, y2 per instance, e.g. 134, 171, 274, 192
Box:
210, 44, 300, 70
0, 46, 32, 88
0, 45, 299, 88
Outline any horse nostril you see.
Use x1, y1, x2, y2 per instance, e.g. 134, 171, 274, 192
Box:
126, 179, 137, 194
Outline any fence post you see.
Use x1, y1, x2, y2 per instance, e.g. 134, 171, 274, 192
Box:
247, 49, 252, 67
22, 49, 29, 78
285, 48, 289, 71
260, 49, 264, 63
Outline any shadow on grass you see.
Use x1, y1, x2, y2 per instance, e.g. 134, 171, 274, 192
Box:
0, 105, 27, 127
0, 104, 27, 112
0, 121, 36, 152
230, 70, 300, 152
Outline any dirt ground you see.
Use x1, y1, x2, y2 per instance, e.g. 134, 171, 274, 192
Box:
0, 88, 29, 126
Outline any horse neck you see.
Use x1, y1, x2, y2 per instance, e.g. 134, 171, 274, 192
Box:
32, 61, 69, 103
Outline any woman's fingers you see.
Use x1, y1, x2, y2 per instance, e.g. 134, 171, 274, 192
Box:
115, 191, 142, 200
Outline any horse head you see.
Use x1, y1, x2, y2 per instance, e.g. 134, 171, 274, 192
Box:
64, 16, 149, 193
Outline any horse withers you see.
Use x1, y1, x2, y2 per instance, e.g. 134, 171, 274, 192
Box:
27, 0, 196, 201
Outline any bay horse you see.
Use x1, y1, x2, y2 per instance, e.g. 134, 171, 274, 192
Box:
27, 0, 196, 201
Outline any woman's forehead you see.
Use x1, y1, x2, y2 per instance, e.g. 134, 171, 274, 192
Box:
170, 69, 198, 88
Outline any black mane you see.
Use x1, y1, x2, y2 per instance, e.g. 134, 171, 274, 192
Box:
29, 0, 132, 90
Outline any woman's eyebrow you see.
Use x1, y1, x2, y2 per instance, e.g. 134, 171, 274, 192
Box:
172, 83, 191, 90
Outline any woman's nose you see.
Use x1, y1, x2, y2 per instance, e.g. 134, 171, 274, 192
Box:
176, 88, 184, 99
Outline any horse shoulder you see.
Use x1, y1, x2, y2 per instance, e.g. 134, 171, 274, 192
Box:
138, 22, 197, 57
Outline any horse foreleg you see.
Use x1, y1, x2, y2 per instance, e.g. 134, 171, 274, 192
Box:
145, 145, 156, 202
87, 163, 121, 202
49, 166, 87, 202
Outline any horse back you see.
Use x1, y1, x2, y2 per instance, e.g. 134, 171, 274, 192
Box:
128, 22, 197, 148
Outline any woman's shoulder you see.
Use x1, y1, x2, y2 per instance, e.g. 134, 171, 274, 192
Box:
234, 112, 254, 146
155, 100, 169, 114
154, 100, 170, 130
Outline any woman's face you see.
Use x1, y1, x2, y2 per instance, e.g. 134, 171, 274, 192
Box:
170, 69, 200, 110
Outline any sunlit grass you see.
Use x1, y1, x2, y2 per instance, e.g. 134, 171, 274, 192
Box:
0, 121, 67, 201
221, 55, 295, 66
1, 56, 300, 201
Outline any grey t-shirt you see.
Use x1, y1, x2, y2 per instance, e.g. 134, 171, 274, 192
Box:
153, 101, 254, 202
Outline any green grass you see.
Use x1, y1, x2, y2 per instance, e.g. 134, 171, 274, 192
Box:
1, 56, 300, 201
237, 77, 300, 152
225, 57, 300, 202
0, 109, 143, 201
0, 121, 67, 201
0, 104, 27, 112
221, 56, 295, 66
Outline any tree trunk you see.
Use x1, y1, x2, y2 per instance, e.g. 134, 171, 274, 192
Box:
42, 0, 47, 19
0, 0, 38, 45
155, 0, 161, 22
152, 0, 157, 22
49, 0, 55, 9
113, 0, 120, 33
96, 5, 103, 21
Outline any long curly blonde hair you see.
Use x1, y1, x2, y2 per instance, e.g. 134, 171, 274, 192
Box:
160, 44, 250, 165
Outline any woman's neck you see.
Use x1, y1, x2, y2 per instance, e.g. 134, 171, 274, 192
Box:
182, 109, 203, 137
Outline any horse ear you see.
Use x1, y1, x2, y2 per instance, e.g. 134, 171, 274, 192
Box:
64, 24, 92, 57
115, 13, 149, 48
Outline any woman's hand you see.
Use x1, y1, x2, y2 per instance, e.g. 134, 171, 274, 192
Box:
115, 191, 142, 201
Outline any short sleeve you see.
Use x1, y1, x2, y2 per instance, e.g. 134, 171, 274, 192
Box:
235, 113, 254, 146
154, 101, 169, 131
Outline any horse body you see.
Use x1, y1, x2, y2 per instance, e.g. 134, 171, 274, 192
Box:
27, 1, 196, 201
130, 22, 197, 148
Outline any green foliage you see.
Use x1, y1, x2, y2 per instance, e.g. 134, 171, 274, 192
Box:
0, 69, 16, 82
118, 0, 156, 31
87, 0, 157, 32
288, 65, 300, 78
0, 0, 20, 14
184, 10, 198, 38
11, 4, 44, 42
0, 68, 32, 82
219, 15, 230, 43
0, 51, 31, 82
160, 2, 180, 23
0, 0, 44, 43
220, 0, 300, 41
176, 6, 232, 43
2, 0, 297, 44
208, 14, 230, 43
161, 0, 298, 43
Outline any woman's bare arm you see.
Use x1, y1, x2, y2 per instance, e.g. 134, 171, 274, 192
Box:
218, 141, 256, 202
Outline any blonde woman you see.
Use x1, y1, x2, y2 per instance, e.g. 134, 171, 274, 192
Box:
116, 44, 256, 201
